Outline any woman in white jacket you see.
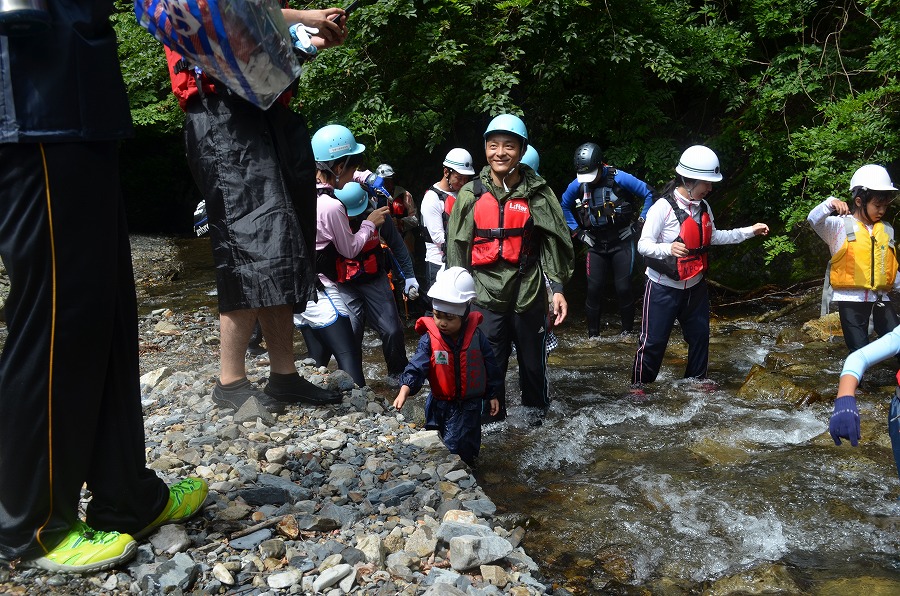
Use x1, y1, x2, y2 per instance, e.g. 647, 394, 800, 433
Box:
631, 145, 768, 386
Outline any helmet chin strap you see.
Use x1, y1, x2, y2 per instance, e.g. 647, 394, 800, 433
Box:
502, 163, 520, 192
324, 156, 352, 186
681, 176, 701, 201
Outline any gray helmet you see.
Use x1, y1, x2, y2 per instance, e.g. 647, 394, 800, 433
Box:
376, 163, 395, 178
574, 142, 603, 183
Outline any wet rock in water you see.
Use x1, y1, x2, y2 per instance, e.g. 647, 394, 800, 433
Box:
594, 545, 635, 584
815, 575, 900, 595
775, 326, 809, 344
801, 312, 843, 342
704, 562, 800, 595
688, 436, 754, 466
737, 364, 823, 407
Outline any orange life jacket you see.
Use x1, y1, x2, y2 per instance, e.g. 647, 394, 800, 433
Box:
470, 179, 538, 270
645, 195, 712, 281
415, 312, 487, 401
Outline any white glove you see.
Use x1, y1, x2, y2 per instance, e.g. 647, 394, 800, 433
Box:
404, 278, 420, 300
289, 24, 318, 60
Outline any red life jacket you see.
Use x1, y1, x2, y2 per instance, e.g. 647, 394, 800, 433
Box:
164, 29, 293, 111
390, 196, 407, 217
315, 192, 386, 283
422, 186, 455, 249
415, 312, 487, 401
471, 179, 538, 270
645, 195, 712, 281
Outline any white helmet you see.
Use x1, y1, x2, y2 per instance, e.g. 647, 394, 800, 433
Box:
427, 266, 477, 316
675, 145, 723, 182
443, 148, 476, 176
849, 164, 897, 194
376, 163, 395, 178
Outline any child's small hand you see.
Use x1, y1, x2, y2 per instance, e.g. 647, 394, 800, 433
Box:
488, 398, 500, 417
829, 197, 850, 215
393, 385, 410, 411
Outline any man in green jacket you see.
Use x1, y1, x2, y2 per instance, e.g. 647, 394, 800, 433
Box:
446, 114, 574, 424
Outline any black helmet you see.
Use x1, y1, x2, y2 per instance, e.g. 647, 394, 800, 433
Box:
574, 142, 603, 183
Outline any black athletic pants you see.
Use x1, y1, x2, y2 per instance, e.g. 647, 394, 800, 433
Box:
337, 275, 409, 376
299, 316, 366, 387
0, 143, 168, 561
632, 278, 710, 384
585, 236, 637, 335
474, 299, 549, 419
837, 300, 900, 354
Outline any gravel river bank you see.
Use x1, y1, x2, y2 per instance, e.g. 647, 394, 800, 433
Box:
0, 236, 562, 596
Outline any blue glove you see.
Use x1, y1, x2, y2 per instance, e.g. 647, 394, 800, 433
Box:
829, 395, 860, 446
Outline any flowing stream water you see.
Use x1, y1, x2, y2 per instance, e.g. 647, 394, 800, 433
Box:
141, 236, 900, 594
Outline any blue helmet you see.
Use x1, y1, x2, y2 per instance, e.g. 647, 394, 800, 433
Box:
521, 145, 540, 175
483, 114, 528, 150
311, 124, 366, 163
334, 182, 370, 217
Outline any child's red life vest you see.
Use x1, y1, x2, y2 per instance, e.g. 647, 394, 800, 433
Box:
316, 198, 386, 283
646, 195, 712, 281
470, 179, 538, 269
415, 312, 487, 401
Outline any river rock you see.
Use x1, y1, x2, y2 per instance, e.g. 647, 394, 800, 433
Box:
356, 534, 385, 566
229, 528, 272, 551
737, 364, 822, 407
267, 568, 302, 589
148, 524, 191, 555
703, 562, 799, 595
814, 575, 900, 595
480, 564, 509, 587
448, 535, 513, 570
437, 520, 494, 544
313, 563, 353, 592
801, 312, 843, 341
405, 526, 438, 557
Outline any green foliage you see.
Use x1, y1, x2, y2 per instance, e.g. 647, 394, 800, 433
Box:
112, 0, 900, 278
112, 1, 182, 135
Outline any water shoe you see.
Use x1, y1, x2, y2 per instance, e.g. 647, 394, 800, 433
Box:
24, 521, 136, 574
133, 477, 209, 540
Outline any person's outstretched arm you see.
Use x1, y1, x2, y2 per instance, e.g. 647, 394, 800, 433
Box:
831, 328, 900, 446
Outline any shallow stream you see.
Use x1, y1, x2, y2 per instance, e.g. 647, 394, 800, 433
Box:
143, 236, 900, 593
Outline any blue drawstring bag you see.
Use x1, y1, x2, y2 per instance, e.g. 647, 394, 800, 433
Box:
134, 0, 301, 109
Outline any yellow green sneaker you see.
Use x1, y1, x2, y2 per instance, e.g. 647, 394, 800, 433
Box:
25, 521, 136, 573
133, 477, 208, 539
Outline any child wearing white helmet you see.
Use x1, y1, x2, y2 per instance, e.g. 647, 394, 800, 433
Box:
393, 267, 501, 465
827, 170, 900, 481
632, 145, 769, 388
808, 163, 900, 356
